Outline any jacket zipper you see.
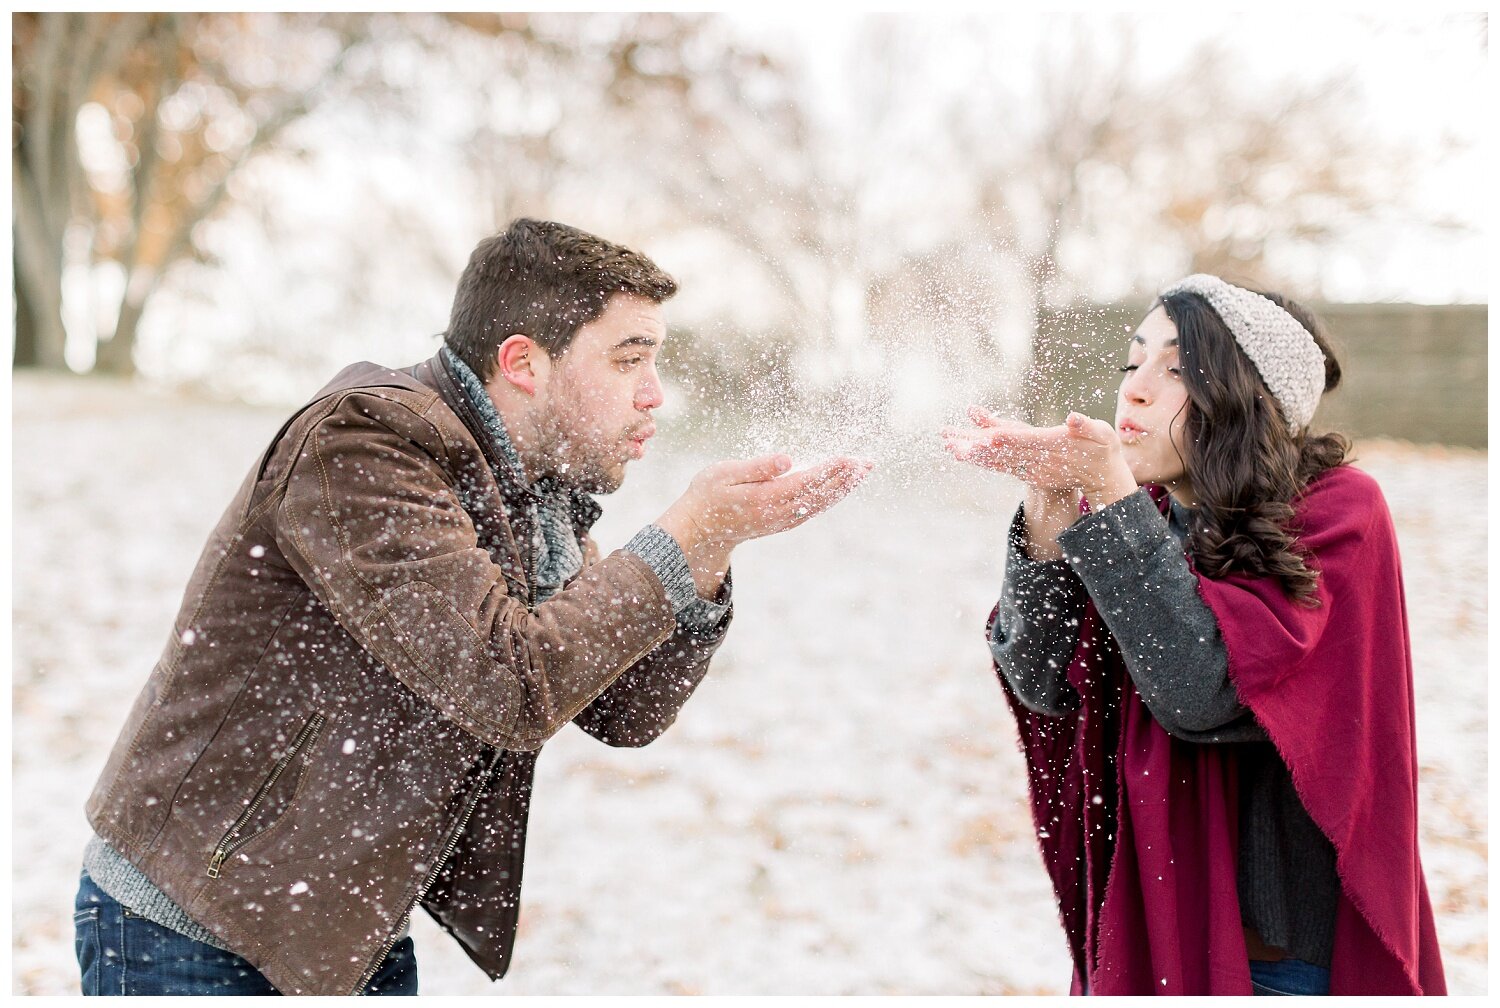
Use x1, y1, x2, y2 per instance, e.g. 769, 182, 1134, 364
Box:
352, 518, 650, 990
207, 712, 327, 878
526, 518, 539, 609
351, 750, 502, 994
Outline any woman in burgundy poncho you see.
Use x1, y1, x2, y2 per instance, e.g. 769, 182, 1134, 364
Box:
940, 276, 1445, 995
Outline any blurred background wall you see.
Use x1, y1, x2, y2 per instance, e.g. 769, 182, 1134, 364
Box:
11, 12, 1488, 446
1023, 303, 1489, 448
1313, 305, 1487, 448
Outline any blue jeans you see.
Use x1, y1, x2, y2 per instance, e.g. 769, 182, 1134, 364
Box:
1250, 957, 1331, 996
74, 871, 417, 995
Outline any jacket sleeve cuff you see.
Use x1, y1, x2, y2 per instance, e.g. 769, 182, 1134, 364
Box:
1004, 500, 1077, 582
624, 525, 730, 633
991, 503, 1088, 661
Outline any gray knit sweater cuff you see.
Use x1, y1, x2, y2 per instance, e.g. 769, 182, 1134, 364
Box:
83, 833, 231, 950
625, 524, 731, 633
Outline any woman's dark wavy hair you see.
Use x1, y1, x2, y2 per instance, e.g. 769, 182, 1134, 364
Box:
1160, 289, 1351, 606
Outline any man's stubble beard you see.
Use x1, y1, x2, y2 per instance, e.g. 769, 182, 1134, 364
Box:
533, 378, 630, 496
534, 420, 626, 496
564, 455, 625, 495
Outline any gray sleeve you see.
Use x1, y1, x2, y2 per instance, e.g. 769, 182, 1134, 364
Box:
624, 524, 732, 633
1056, 490, 1265, 744
675, 571, 733, 636
989, 503, 1087, 717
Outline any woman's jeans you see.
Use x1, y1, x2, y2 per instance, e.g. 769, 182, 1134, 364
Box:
1249, 957, 1331, 996
74, 871, 417, 995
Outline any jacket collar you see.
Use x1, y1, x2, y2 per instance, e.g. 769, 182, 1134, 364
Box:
421, 350, 603, 535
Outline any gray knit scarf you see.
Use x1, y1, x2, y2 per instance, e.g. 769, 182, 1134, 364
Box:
442, 347, 584, 603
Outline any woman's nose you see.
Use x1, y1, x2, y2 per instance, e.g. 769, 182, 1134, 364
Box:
1121, 370, 1151, 405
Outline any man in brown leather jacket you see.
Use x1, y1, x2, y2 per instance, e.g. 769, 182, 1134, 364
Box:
75, 219, 872, 995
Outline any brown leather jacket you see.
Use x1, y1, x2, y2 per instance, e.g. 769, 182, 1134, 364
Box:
85, 352, 730, 994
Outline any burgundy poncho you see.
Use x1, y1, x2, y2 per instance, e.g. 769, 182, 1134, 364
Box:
1000, 465, 1446, 995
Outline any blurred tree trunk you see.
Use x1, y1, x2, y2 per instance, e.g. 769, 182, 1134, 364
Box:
12, 13, 148, 370
95, 294, 146, 375
12, 231, 67, 370
12, 249, 47, 368
12, 12, 372, 377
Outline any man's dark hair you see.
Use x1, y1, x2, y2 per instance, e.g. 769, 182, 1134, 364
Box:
443, 218, 677, 379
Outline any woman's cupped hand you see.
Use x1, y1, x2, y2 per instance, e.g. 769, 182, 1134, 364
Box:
939, 406, 1139, 507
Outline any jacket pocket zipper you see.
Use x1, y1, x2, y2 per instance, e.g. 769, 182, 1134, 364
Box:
207, 711, 327, 878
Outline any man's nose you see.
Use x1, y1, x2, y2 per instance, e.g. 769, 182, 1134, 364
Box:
636, 366, 665, 411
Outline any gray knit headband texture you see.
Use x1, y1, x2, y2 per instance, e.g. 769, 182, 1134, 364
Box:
1160, 274, 1325, 433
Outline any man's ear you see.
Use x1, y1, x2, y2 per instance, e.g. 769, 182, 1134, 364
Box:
493, 334, 550, 396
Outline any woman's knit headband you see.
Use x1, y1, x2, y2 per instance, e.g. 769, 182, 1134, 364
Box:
1160, 274, 1326, 433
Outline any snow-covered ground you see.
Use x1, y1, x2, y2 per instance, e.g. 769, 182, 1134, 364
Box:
10, 372, 1486, 994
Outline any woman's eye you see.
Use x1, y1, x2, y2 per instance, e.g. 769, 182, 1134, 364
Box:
619, 356, 643, 369
1167, 366, 1182, 377
1118, 364, 1139, 373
